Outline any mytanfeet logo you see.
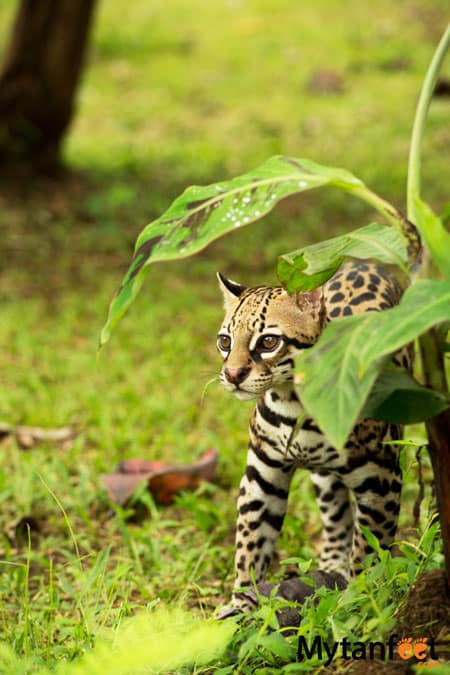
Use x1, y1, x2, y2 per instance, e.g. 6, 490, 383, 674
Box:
297, 634, 440, 667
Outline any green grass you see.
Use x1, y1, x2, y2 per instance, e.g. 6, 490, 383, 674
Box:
0, 0, 448, 672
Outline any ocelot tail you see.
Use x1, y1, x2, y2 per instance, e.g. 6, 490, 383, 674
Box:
216, 226, 421, 612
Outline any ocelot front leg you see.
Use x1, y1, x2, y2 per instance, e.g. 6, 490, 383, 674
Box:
232, 397, 298, 610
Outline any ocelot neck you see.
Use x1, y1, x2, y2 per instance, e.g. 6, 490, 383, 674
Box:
257, 385, 303, 427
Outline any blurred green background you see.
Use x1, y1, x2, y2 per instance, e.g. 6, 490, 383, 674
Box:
0, 0, 448, 667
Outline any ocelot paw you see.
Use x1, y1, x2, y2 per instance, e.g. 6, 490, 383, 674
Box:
215, 589, 260, 619
215, 604, 244, 620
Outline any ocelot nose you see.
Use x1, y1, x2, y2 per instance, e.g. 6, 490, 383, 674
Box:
224, 366, 251, 385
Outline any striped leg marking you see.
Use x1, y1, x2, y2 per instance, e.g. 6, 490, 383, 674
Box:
233, 445, 294, 608
343, 426, 402, 573
311, 472, 353, 577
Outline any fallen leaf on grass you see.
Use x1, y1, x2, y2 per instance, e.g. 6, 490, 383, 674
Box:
0, 422, 77, 449
101, 448, 219, 506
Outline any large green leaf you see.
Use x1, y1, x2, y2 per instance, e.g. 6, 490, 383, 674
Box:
296, 279, 450, 449
361, 366, 449, 424
100, 156, 404, 346
277, 222, 408, 293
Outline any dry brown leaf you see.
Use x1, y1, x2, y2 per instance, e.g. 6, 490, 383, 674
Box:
101, 448, 219, 506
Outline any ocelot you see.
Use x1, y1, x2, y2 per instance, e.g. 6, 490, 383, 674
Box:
216, 227, 421, 613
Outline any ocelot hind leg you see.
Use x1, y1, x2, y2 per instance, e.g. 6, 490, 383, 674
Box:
344, 422, 403, 573
311, 472, 354, 577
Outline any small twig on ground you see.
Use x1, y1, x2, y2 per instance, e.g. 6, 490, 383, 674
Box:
0, 422, 77, 449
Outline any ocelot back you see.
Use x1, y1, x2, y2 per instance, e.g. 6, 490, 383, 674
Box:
216, 259, 415, 612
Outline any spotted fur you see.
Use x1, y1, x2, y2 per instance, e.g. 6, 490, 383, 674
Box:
216, 260, 413, 611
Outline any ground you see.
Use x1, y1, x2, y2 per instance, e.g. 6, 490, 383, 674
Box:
0, 0, 449, 672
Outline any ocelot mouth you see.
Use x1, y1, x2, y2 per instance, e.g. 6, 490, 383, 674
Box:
233, 387, 258, 401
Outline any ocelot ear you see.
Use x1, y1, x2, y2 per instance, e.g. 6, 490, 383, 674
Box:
294, 287, 326, 332
217, 272, 247, 311
283, 286, 326, 337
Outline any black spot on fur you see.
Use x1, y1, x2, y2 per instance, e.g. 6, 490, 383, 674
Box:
353, 477, 391, 497
329, 502, 350, 523
246, 465, 289, 499
239, 499, 264, 515
301, 418, 321, 433
358, 503, 386, 524
237, 555, 246, 570
260, 509, 284, 531
385, 500, 400, 514
329, 281, 341, 291
390, 479, 402, 494
257, 399, 296, 428
350, 292, 376, 306
331, 480, 344, 491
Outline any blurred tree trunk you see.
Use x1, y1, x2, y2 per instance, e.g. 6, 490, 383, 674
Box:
0, 0, 97, 174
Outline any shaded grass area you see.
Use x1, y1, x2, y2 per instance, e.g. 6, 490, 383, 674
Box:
0, 0, 448, 671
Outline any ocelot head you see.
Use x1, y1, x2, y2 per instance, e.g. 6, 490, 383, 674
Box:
216, 273, 324, 400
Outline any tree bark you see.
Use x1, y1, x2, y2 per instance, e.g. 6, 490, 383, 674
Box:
425, 410, 450, 590
420, 327, 450, 593
0, 0, 97, 174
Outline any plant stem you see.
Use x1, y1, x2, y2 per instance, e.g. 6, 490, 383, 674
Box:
407, 24, 450, 218
348, 184, 403, 229
408, 25, 450, 591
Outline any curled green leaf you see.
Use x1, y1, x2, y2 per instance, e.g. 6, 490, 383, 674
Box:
277, 222, 408, 293
100, 156, 404, 347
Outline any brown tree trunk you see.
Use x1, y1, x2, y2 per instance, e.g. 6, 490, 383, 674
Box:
420, 327, 450, 593
425, 410, 450, 590
0, 0, 97, 174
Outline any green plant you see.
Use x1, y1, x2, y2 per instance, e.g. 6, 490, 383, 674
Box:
0, 606, 236, 675
210, 517, 442, 673
101, 26, 450, 585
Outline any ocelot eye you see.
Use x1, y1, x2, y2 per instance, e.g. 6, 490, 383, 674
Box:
257, 335, 281, 352
217, 334, 232, 351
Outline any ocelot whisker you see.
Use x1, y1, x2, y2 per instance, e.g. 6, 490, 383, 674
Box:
200, 376, 220, 407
